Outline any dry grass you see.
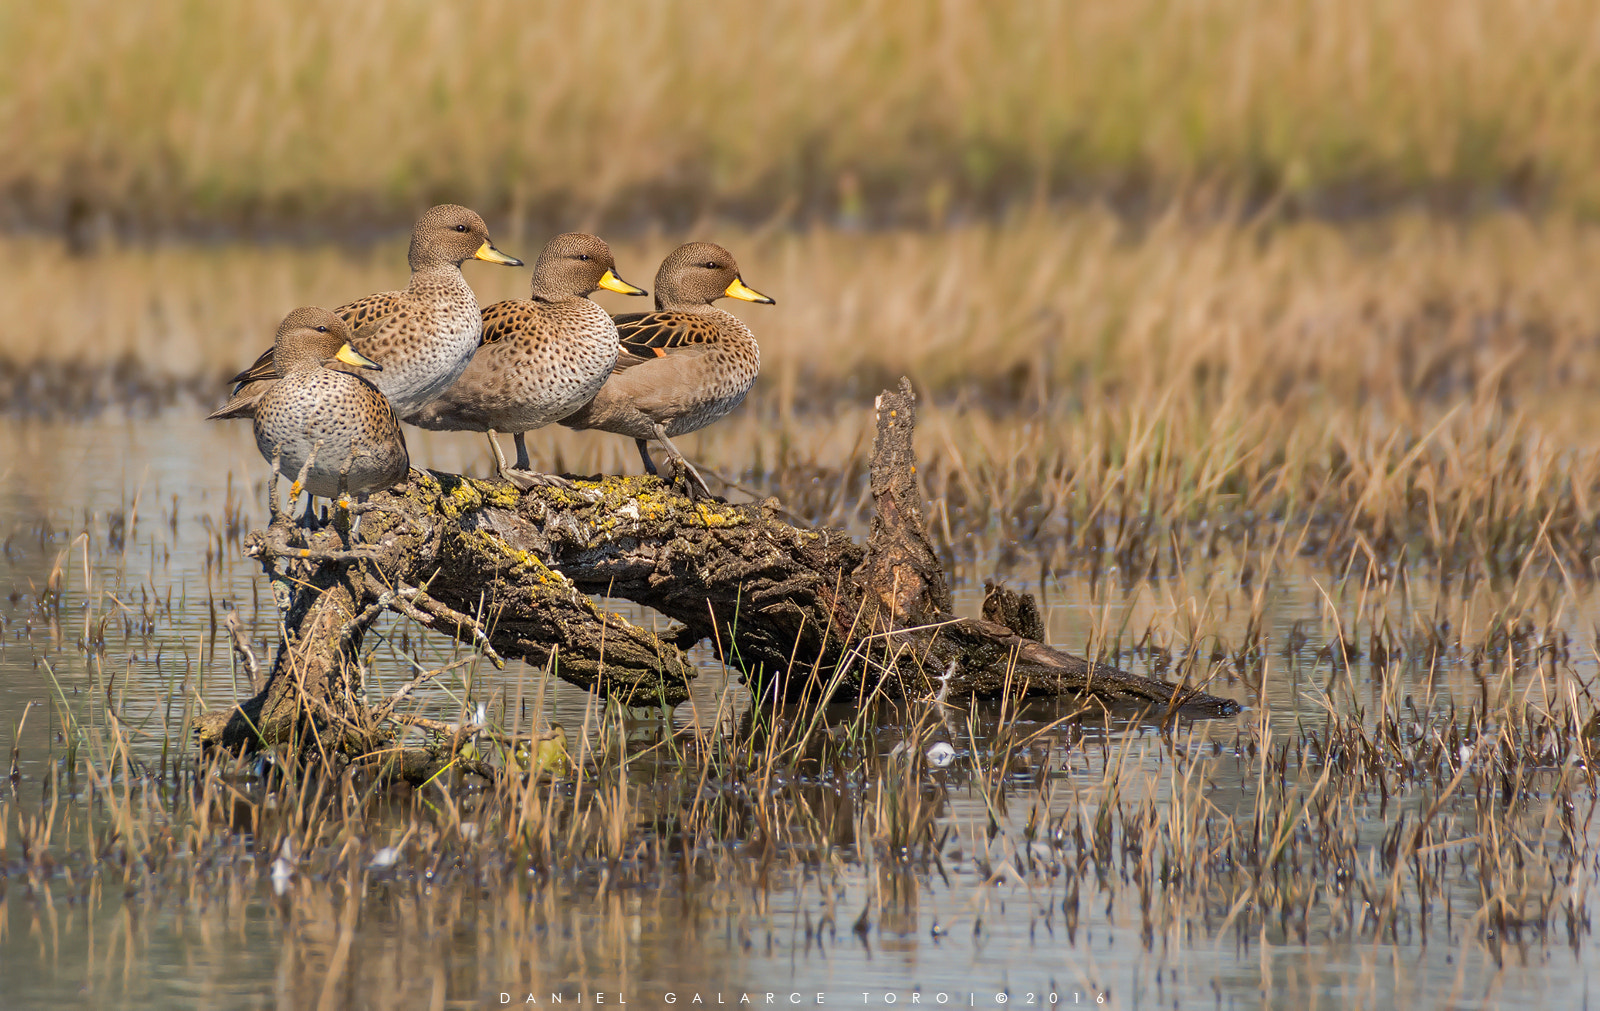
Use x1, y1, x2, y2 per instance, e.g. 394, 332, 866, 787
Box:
6, 580, 1599, 1003
6, 381, 1600, 1002
9, 207, 1600, 415
4, 0, 1600, 230
8, 207, 1598, 572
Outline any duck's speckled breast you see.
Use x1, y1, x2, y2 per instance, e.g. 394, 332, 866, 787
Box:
663, 312, 760, 437
366, 274, 484, 416
252, 370, 409, 498
510, 297, 623, 426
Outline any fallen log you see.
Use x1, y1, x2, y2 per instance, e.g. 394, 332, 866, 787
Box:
195, 379, 1238, 766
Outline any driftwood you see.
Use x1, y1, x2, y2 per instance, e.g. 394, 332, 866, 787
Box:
195, 379, 1238, 770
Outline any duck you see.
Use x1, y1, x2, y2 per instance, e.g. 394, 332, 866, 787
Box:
405, 232, 646, 487
559, 242, 773, 497
212, 306, 409, 504
218, 204, 522, 419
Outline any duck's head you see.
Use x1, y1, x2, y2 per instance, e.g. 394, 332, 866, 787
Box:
271, 307, 381, 376
409, 204, 523, 271
653, 242, 774, 311
529, 232, 647, 301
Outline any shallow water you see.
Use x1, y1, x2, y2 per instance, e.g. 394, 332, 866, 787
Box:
2, 413, 1598, 1009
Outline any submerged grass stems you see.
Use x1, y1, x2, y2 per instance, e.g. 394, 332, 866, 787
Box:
20, 642, 1596, 994
4, 425, 1600, 1003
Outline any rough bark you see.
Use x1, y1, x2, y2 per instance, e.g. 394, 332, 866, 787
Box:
982, 582, 1047, 642
194, 474, 703, 758
856, 378, 952, 626
195, 380, 1239, 767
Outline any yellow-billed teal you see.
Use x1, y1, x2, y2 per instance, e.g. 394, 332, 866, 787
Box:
406, 232, 646, 487
560, 242, 773, 496
214, 307, 410, 502
222, 204, 522, 418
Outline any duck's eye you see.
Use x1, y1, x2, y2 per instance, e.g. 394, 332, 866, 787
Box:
455, 224, 468, 232
704, 261, 719, 269
578, 253, 590, 261
316, 326, 328, 333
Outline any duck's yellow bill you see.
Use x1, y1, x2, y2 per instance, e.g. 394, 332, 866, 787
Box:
334, 343, 382, 370
474, 241, 524, 266
597, 269, 648, 296
724, 276, 775, 304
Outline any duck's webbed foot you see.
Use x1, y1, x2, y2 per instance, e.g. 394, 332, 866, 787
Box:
296, 500, 325, 530
488, 430, 573, 490
651, 425, 720, 502
672, 459, 719, 502
503, 469, 574, 491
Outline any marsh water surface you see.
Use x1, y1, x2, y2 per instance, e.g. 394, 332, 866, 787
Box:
2, 413, 1598, 1010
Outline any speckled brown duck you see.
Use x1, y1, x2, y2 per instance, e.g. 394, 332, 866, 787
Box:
210, 306, 409, 503
406, 232, 646, 488
559, 242, 773, 497
220, 204, 522, 418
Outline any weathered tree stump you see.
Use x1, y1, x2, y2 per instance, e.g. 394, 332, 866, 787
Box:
195, 379, 1238, 772
982, 582, 1047, 642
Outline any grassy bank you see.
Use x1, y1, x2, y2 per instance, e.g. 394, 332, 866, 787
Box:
4, 0, 1600, 233
6, 209, 1599, 413
4, 208, 1600, 576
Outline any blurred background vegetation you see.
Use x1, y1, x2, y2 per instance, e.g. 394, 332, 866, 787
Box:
5, 0, 1600, 555
2, 0, 1596, 240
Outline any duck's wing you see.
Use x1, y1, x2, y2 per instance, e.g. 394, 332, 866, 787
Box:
206, 386, 264, 421
356, 371, 408, 437
479, 299, 537, 347
611, 312, 722, 372
227, 345, 277, 389
336, 291, 404, 337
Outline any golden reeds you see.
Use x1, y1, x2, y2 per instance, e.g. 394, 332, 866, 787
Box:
9, 208, 1600, 417
7, 207, 1600, 570
5, 444, 1600, 1003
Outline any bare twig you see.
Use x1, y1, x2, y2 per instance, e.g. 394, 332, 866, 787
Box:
362, 574, 506, 669
250, 533, 387, 563
289, 440, 321, 503
370, 655, 480, 722
224, 608, 262, 691
385, 712, 562, 748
